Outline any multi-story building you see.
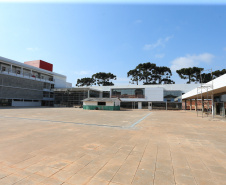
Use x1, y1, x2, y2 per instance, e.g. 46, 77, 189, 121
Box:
0, 56, 71, 106
54, 84, 199, 109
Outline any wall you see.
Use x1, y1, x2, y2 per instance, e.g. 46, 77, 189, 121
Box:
12, 100, 41, 107
145, 87, 164, 101
83, 101, 97, 106
106, 102, 114, 106
54, 75, 68, 88
0, 74, 43, 99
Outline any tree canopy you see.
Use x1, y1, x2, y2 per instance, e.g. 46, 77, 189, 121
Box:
127, 62, 174, 85
176, 67, 204, 84
76, 77, 96, 87
127, 68, 140, 85
201, 69, 226, 83
92, 72, 117, 86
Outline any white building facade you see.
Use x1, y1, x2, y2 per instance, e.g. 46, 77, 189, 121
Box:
54, 84, 199, 109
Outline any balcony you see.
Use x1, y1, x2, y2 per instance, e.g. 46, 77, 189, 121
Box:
0, 69, 55, 83
111, 94, 145, 98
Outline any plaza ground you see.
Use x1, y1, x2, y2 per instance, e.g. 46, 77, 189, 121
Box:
0, 108, 225, 185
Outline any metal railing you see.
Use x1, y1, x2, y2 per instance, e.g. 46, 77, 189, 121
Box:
0, 68, 55, 83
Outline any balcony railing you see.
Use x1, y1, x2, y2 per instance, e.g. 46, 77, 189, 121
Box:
0, 69, 55, 83
111, 94, 145, 98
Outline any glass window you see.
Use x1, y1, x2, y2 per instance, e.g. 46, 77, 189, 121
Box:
90, 90, 99, 98
98, 102, 106, 105
111, 88, 144, 98
164, 90, 182, 102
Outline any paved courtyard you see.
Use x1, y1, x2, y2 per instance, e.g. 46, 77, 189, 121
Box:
0, 108, 225, 185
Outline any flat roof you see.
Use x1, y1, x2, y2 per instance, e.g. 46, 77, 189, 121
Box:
0, 56, 66, 78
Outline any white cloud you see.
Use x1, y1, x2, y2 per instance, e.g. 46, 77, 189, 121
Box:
143, 35, 173, 50
26, 47, 39, 51
74, 70, 92, 76
170, 53, 214, 71
155, 53, 165, 59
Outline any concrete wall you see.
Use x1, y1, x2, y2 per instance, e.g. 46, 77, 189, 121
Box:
0, 74, 43, 99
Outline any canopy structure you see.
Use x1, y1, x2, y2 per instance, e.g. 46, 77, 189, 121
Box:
182, 74, 226, 100
182, 74, 226, 118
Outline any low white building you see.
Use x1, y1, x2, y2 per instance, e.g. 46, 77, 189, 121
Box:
83, 98, 121, 110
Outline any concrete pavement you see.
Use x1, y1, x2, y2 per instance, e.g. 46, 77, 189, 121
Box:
0, 108, 225, 185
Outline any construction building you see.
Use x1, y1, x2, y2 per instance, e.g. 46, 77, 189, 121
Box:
54, 84, 199, 109
0, 56, 71, 107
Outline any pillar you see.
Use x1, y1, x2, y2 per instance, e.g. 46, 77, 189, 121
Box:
212, 95, 214, 118
138, 102, 142, 109
195, 99, 197, 111
166, 101, 167, 110
190, 99, 192, 111
222, 103, 225, 117
185, 100, 187, 110
88, 90, 90, 98
202, 97, 204, 118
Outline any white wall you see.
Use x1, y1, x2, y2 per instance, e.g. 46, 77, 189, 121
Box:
145, 87, 164, 101
66, 82, 72, 88
83, 101, 97, 106
12, 100, 41, 107
54, 75, 67, 88
106, 102, 114, 106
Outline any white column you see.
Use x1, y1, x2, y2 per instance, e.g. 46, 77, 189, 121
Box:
138, 102, 142, 109
88, 90, 90, 98
212, 95, 214, 118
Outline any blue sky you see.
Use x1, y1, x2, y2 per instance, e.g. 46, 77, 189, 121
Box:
0, 1, 226, 85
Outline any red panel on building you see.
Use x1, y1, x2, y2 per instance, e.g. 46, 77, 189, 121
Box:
24, 60, 53, 72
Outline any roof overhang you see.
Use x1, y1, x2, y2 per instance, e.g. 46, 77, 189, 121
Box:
182, 74, 226, 100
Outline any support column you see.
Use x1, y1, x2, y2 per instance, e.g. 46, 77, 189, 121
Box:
202, 97, 204, 118
138, 102, 142, 109
99, 92, 102, 98
185, 100, 187, 110
222, 103, 225, 117
195, 99, 197, 111
212, 95, 214, 118
166, 101, 167, 110
88, 90, 90, 98
190, 99, 192, 111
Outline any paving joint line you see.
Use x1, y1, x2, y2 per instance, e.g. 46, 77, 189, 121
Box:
0, 112, 151, 130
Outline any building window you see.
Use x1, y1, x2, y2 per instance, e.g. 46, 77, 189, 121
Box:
2, 67, 6, 71
90, 90, 99, 98
111, 88, 145, 98
98, 102, 106, 105
164, 90, 182, 102
103, 91, 110, 98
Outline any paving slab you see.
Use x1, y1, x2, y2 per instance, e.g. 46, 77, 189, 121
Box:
0, 108, 226, 185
